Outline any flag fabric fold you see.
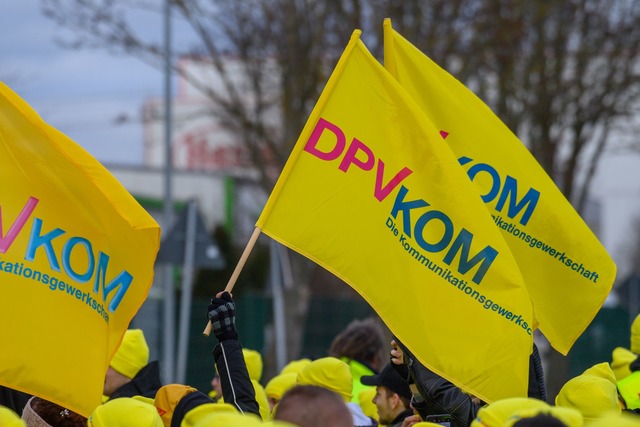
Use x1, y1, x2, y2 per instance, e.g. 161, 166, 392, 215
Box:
383, 19, 616, 354
0, 83, 160, 416
257, 31, 533, 402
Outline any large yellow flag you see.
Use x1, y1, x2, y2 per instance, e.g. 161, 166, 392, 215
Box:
0, 83, 160, 416
257, 31, 533, 402
383, 20, 616, 354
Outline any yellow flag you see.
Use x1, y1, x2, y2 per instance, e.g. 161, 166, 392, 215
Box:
0, 83, 160, 416
257, 31, 533, 402
383, 19, 616, 354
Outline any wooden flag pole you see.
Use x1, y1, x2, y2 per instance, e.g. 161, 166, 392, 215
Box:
203, 227, 262, 336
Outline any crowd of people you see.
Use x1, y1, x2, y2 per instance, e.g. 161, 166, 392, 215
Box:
3, 292, 640, 426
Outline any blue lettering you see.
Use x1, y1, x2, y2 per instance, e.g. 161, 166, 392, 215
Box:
495, 176, 540, 226
94, 252, 132, 313
25, 218, 64, 272
62, 237, 95, 283
443, 229, 497, 284
390, 186, 429, 238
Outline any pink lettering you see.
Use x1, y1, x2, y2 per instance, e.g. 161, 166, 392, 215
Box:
374, 160, 413, 201
304, 118, 346, 160
0, 196, 39, 253
338, 138, 375, 173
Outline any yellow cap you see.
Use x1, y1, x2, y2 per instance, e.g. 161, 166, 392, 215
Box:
110, 329, 149, 379
470, 397, 549, 427
180, 402, 237, 427
88, 397, 163, 427
296, 357, 352, 402
611, 347, 636, 381
265, 373, 298, 401
555, 363, 620, 421
280, 358, 311, 375
0, 406, 25, 427
242, 349, 263, 382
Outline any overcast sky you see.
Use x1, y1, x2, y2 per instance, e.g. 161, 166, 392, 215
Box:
1, 1, 165, 165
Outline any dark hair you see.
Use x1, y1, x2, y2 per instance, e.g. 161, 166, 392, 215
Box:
329, 317, 385, 366
511, 413, 568, 427
28, 397, 87, 427
275, 385, 352, 427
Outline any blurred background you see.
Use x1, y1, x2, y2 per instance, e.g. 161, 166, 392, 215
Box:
3, 0, 640, 402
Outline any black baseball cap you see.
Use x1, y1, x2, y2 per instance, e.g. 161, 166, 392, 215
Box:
360, 363, 412, 400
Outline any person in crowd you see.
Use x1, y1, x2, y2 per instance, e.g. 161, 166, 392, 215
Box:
502, 406, 582, 427
103, 329, 162, 401
296, 356, 377, 426
469, 397, 573, 427
329, 317, 386, 408
205, 291, 260, 417
21, 396, 86, 427
273, 384, 353, 427
361, 362, 413, 427
555, 362, 621, 423
87, 396, 162, 427
611, 313, 640, 382
389, 338, 547, 427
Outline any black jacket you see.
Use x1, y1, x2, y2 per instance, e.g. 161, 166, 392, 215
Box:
0, 386, 32, 416
109, 360, 163, 400
393, 341, 546, 427
213, 339, 260, 417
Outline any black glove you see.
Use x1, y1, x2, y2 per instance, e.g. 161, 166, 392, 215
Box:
207, 291, 238, 341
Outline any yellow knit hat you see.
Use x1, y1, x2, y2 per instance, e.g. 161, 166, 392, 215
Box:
611, 347, 636, 381
265, 373, 298, 401
242, 349, 263, 382
631, 314, 640, 354
358, 387, 378, 421
555, 362, 620, 421
296, 357, 353, 402
502, 405, 583, 427
88, 397, 163, 427
0, 406, 25, 427
154, 384, 199, 427
179, 402, 237, 427
280, 358, 311, 375
469, 397, 549, 427
110, 329, 149, 379
252, 379, 270, 421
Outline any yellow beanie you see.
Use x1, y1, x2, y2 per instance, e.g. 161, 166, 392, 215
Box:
469, 397, 549, 427
280, 358, 311, 375
611, 347, 636, 381
0, 406, 25, 427
296, 357, 353, 402
154, 384, 199, 427
110, 329, 149, 379
88, 397, 163, 427
555, 362, 620, 421
180, 402, 237, 427
502, 406, 583, 427
242, 349, 263, 382
265, 373, 298, 401
631, 314, 640, 354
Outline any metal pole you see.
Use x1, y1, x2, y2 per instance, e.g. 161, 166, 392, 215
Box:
162, 0, 175, 385
270, 240, 287, 372
176, 200, 197, 383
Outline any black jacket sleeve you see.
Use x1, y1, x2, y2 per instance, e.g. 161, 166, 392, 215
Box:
213, 339, 260, 418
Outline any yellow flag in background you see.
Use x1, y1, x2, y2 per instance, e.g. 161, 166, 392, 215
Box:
0, 83, 160, 416
257, 31, 533, 402
383, 19, 616, 355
